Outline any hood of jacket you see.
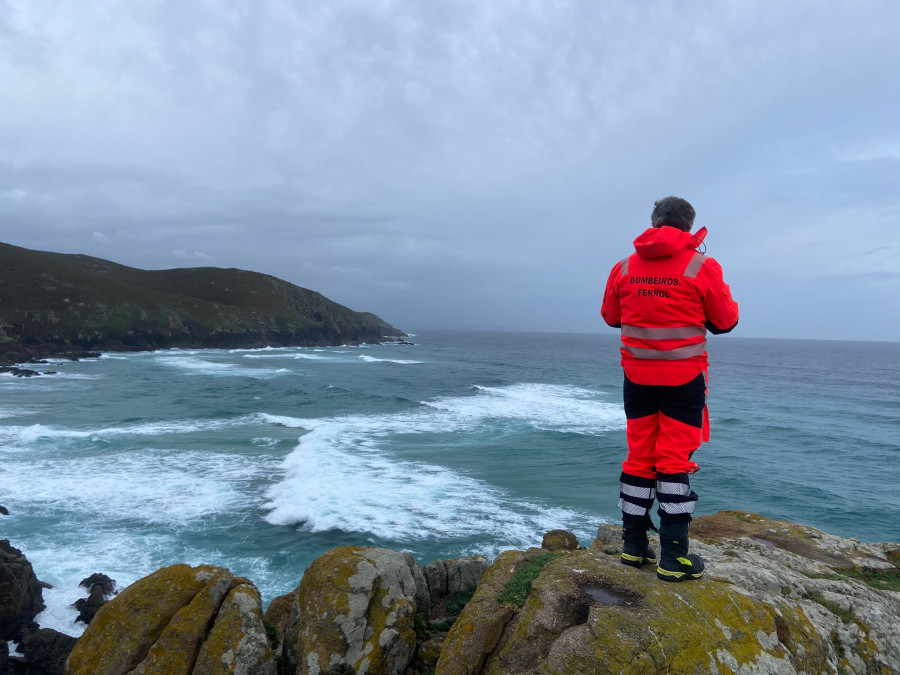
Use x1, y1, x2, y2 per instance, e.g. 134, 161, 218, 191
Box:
633, 225, 702, 259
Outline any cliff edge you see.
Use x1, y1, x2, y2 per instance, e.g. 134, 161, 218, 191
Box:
438, 510, 900, 674
4, 511, 898, 674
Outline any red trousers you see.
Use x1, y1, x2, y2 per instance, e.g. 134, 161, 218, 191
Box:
622, 373, 707, 479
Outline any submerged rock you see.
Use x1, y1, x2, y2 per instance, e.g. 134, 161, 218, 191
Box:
281, 546, 429, 675
72, 585, 108, 625
78, 573, 116, 597
72, 573, 117, 624
437, 512, 900, 674
64, 564, 274, 675
0, 366, 40, 377
0, 540, 45, 641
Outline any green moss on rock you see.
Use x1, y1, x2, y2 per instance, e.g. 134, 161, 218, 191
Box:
497, 552, 562, 608
436, 550, 526, 675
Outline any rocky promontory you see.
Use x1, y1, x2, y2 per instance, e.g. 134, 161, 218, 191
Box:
3, 511, 899, 674
0, 242, 405, 367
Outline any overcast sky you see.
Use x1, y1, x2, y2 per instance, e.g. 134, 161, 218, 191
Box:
2, 2, 898, 341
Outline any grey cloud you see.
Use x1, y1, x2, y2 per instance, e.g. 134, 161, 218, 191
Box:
1, 1, 899, 338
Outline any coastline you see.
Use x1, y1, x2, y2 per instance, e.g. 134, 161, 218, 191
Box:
0, 335, 413, 376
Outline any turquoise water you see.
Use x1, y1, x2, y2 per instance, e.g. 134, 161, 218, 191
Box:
1, 331, 898, 636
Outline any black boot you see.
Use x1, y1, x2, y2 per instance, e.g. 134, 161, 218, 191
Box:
621, 513, 657, 568
656, 521, 704, 582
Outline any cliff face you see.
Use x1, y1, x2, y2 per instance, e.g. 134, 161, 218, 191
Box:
0, 242, 404, 363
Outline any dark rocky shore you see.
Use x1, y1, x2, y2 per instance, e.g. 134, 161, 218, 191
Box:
2, 511, 899, 674
0, 349, 101, 377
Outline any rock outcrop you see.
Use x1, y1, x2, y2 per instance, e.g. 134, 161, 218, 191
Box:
262, 592, 293, 665
8, 512, 894, 674
72, 573, 117, 624
540, 530, 579, 552
423, 556, 490, 604
0, 539, 45, 641
281, 546, 430, 675
78, 573, 116, 597
64, 564, 274, 675
437, 511, 900, 674
18, 628, 78, 675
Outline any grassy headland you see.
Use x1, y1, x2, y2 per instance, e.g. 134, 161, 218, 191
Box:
0, 242, 404, 365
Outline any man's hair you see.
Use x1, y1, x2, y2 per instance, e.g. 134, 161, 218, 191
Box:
651, 196, 695, 232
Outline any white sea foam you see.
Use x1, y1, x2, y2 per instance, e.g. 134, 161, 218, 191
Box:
27, 528, 282, 638
263, 383, 622, 544
242, 352, 341, 362
154, 355, 291, 378
227, 346, 294, 354
4, 440, 282, 636
3, 449, 279, 525
432, 383, 621, 435
358, 355, 423, 364
0, 407, 34, 419
264, 431, 586, 547
27, 532, 171, 637
43, 373, 103, 380
258, 413, 311, 429
0, 414, 267, 446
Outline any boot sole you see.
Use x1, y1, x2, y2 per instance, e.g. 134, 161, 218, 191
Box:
656, 567, 704, 582
621, 553, 657, 568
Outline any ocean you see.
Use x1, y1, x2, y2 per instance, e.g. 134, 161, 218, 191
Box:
1, 331, 898, 637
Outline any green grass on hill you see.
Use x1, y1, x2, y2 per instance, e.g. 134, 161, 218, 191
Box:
0, 241, 402, 354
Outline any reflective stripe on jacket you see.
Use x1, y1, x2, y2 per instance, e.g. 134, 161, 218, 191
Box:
601, 226, 739, 386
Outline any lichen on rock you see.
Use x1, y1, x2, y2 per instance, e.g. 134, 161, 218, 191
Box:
193, 583, 275, 675
63, 564, 274, 675
281, 546, 429, 675
437, 512, 900, 674
541, 530, 579, 552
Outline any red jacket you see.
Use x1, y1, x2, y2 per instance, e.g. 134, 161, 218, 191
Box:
601, 226, 739, 386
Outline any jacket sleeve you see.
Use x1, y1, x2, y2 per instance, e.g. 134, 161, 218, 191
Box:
601, 260, 623, 328
699, 257, 739, 334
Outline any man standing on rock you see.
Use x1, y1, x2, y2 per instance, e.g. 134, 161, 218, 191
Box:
601, 196, 739, 582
